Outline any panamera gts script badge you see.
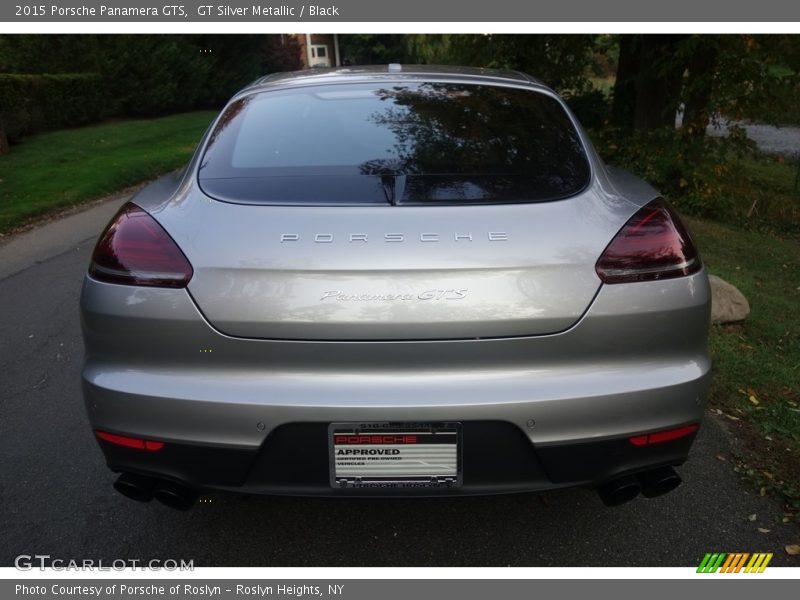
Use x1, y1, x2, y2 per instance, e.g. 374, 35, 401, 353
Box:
321, 289, 468, 302
280, 232, 508, 243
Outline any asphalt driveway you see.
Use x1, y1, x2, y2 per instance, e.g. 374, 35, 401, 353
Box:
1, 198, 798, 567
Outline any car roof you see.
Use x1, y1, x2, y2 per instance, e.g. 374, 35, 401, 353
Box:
240, 65, 549, 95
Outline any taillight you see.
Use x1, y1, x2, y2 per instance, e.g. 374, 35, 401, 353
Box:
596, 199, 701, 284
89, 203, 193, 288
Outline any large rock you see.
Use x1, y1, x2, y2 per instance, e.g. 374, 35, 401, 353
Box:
708, 274, 750, 324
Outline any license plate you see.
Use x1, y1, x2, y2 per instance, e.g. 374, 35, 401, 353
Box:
329, 422, 462, 489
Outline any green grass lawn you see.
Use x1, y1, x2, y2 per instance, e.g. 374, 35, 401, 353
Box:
0, 111, 216, 232
689, 217, 800, 508
723, 154, 800, 233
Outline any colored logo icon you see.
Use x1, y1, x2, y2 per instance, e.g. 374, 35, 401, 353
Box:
697, 553, 773, 573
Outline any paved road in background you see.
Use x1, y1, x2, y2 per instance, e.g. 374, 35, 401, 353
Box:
1, 198, 798, 567
674, 113, 800, 157
708, 121, 800, 157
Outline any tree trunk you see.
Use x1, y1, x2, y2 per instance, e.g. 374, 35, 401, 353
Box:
0, 125, 8, 155
632, 35, 687, 130
612, 34, 688, 131
611, 34, 638, 128
682, 40, 718, 137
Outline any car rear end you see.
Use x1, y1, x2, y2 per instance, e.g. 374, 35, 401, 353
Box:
81, 67, 711, 509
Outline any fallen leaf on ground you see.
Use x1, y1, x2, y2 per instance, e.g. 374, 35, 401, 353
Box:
758, 528, 771, 533
786, 545, 800, 556
748, 514, 758, 521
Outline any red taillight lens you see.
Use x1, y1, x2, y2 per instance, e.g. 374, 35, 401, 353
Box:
89, 203, 193, 288
95, 430, 165, 451
596, 199, 701, 284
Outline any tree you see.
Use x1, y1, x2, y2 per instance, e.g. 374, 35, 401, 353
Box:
404, 34, 597, 93
338, 34, 408, 65
612, 34, 800, 133
681, 39, 718, 136
262, 35, 302, 74
611, 35, 688, 130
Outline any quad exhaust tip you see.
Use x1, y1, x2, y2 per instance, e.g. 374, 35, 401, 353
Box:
597, 475, 641, 507
597, 467, 681, 506
153, 480, 199, 511
637, 466, 682, 498
113, 473, 157, 503
113, 474, 198, 510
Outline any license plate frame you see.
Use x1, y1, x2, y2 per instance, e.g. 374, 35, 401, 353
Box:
328, 422, 463, 490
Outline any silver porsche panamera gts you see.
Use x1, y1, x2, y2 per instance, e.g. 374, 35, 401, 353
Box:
81, 65, 711, 510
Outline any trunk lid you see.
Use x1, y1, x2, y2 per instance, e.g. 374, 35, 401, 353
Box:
154, 189, 632, 341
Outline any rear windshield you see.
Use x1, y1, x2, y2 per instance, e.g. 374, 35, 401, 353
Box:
198, 82, 591, 205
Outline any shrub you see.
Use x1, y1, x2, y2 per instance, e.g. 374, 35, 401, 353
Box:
591, 125, 758, 219
97, 36, 210, 117
565, 89, 610, 131
195, 35, 269, 108
0, 73, 105, 142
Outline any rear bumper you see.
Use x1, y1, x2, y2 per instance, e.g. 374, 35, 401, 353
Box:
84, 355, 710, 496
95, 421, 700, 497
81, 270, 711, 496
